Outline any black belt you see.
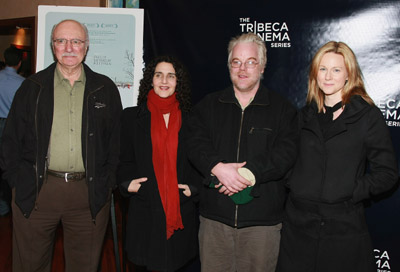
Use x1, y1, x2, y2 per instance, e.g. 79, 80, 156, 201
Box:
47, 170, 86, 182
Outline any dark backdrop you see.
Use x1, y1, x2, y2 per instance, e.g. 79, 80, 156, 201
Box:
140, 1, 400, 270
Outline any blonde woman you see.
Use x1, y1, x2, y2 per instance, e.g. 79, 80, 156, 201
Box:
277, 41, 398, 272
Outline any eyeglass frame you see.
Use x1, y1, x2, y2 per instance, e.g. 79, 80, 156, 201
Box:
230, 58, 259, 69
52, 38, 87, 47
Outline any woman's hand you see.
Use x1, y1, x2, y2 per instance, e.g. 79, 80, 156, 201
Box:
178, 184, 191, 197
128, 177, 148, 193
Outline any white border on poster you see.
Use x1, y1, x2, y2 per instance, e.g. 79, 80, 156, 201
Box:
37, 5, 144, 108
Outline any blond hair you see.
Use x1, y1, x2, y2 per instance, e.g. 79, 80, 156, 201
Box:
307, 41, 374, 112
227, 32, 267, 70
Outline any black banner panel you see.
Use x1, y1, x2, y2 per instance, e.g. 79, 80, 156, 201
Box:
141, 1, 400, 271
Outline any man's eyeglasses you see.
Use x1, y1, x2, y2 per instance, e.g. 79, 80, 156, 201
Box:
231, 59, 259, 69
53, 38, 86, 47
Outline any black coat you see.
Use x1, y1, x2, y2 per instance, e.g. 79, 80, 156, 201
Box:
289, 95, 398, 203
186, 85, 298, 228
277, 95, 398, 272
0, 62, 122, 219
117, 105, 198, 272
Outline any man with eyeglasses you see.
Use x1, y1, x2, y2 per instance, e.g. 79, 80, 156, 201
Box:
187, 32, 298, 272
0, 19, 122, 272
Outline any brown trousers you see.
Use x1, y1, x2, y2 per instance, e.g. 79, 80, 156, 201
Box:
12, 175, 110, 272
198, 216, 281, 272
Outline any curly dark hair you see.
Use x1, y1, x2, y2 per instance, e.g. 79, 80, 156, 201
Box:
137, 55, 192, 112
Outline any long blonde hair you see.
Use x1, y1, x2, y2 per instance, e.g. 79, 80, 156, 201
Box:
307, 41, 374, 112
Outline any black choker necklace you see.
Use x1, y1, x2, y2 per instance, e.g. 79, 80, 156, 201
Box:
323, 101, 342, 121
324, 101, 342, 113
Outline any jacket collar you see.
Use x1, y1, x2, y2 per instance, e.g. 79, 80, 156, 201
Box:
218, 84, 270, 106
28, 62, 57, 87
29, 62, 102, 93
302, 95, 371, 140
135, 103, 151, 135
136, 102, 149, 117
82, 63, 105, 93
340, 95, 371, 123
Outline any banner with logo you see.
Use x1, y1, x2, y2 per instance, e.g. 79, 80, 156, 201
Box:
141, 1, 400, 271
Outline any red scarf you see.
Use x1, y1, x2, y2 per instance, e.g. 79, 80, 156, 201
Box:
147, 89, 183, 239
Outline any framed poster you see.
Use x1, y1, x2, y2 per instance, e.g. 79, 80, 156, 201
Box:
106, 0, 139, 8
125, 0, 140, 8
37, 5, 144, 108
107, 0, 123, 7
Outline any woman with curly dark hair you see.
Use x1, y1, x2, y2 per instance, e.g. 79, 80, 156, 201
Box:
137, 55, 192, 112
118, 56, 199, 272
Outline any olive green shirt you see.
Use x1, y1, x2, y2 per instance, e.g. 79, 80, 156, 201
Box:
47, 65, 86, 172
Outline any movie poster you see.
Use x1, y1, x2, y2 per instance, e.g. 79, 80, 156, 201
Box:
37, 5, 144, 108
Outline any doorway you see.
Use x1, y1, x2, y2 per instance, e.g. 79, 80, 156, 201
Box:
0, 17, 35, 77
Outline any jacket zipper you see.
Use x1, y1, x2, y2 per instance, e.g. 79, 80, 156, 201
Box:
234, 108, 245, 227
218, 97, 267, 228
236, 109, 244, 162
33, 87, 43, 212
